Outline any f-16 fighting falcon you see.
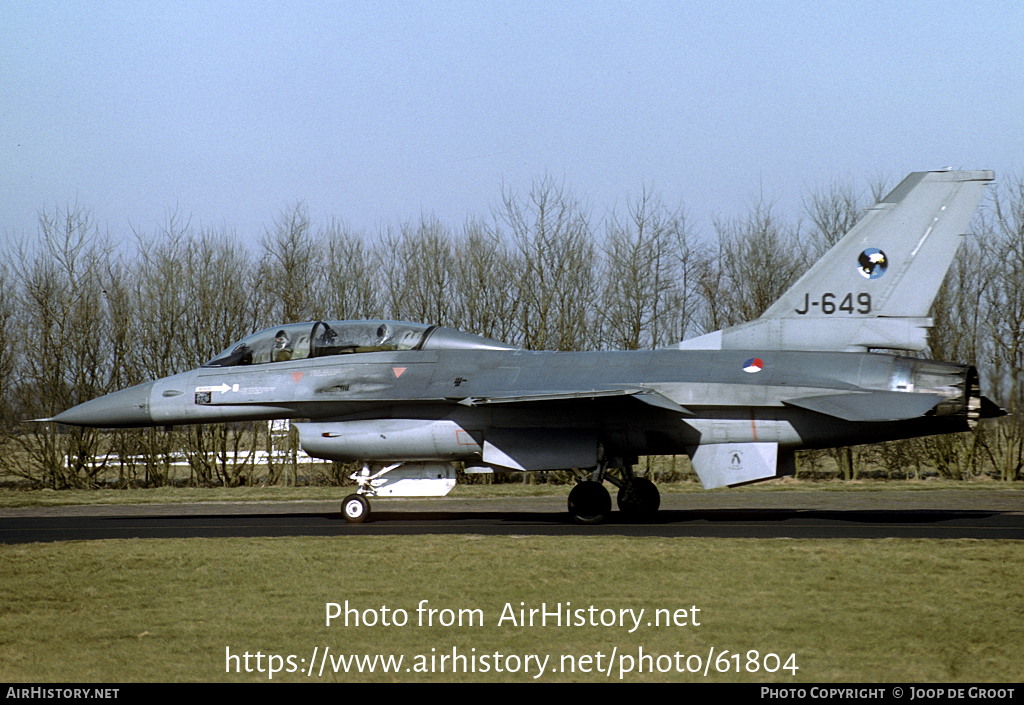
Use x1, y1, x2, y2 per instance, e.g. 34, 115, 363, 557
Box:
50, 170, 1004, 524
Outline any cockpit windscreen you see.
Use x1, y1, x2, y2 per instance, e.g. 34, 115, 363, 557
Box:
203, 321, 432, 367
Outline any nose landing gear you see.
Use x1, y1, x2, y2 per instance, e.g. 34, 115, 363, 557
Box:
342, 493, 370, 523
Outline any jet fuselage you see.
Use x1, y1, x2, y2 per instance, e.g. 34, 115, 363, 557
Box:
54, 342, 979, 465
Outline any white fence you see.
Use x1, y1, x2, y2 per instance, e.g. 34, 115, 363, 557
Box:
64, 449, 333, 469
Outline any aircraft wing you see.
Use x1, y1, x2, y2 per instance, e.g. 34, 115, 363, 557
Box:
456, 388, 692, 413
782, 391, 947, 422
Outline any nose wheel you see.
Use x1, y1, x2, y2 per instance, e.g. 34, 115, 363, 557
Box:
342, 494, 370, 523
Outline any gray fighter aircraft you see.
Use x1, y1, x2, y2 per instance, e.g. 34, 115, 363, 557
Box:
51, 169, 1004, 523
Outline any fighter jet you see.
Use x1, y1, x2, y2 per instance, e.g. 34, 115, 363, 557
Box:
51, 170, 1004, 524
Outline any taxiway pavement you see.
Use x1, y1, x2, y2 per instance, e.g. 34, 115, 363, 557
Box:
2, 489, 1021, 543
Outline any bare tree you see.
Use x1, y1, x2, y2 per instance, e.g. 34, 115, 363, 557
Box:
498, 174, 597, 350
130, 211, 192, 380
183, 228, 263, 365
984, 175, 1024, 480
322, 219, 380, 320
802, 181, 865, 259
182, 229, 265, 486
0, 260, 18, 479
928, 233, 992, 366
382, 215, 457, 326
125, 219, 265, 487
10, 206, 119, 487
260, 202, 323, 324
452, 217, 518, 343
601, 188, 691, 349
710, 199, 803, 326
664, 219, 707, 345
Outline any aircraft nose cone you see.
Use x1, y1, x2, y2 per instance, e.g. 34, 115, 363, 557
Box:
51, 381, 155, 427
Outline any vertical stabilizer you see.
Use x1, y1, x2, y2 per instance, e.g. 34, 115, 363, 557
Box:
681, 169, 993, 352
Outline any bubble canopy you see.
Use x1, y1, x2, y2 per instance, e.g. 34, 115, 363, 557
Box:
203, 320, 515, 368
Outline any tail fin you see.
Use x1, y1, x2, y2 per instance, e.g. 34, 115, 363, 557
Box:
680, 169, 994, 352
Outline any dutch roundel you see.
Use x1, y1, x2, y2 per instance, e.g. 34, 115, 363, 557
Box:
743, 358, 764, 374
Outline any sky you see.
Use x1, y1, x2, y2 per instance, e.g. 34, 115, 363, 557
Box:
2, 0, 1023, 246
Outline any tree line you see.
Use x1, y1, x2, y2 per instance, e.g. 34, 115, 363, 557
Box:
1, 173, 1021, 488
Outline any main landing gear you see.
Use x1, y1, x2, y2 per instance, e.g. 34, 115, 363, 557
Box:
567, 460, 660, 525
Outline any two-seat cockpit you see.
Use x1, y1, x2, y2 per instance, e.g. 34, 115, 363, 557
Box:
203, 320, 516, 368
203, 321, 433, 368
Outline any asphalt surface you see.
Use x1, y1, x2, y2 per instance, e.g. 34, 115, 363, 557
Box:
2, 489, 1022, 542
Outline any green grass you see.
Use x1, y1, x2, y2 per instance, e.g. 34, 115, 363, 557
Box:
3, 480, 1021, 682
1, 536, 1022, 682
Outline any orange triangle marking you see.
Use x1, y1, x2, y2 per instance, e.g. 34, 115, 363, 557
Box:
292, 372, 305, 383
393, 367, 407, 378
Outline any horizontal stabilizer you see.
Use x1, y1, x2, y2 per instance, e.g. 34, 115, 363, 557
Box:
782, 391, 946, 422
978, 395, 1008, 420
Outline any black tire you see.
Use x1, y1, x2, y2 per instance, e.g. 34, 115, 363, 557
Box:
342, 494, 370, 524
568, 480, 612, 525
616, 477, 661, 519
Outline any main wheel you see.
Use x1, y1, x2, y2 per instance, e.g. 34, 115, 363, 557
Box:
568, 481, 612, 525
616, 477, 660, 519
342, 494, 370, 523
